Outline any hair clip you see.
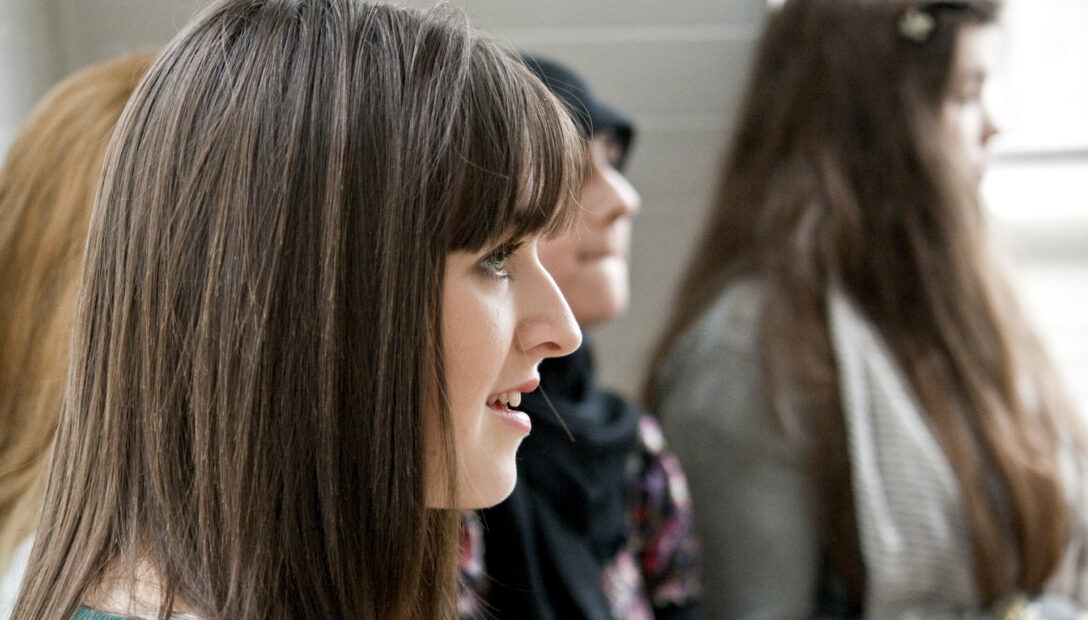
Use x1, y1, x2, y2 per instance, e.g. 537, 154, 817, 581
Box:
898, 8, 936, 43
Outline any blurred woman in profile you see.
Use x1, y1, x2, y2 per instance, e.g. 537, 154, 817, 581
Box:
0, 53, 153, 617
464, 56, 701, 620
647, 0, 1088, 617
13, 1, 584, 618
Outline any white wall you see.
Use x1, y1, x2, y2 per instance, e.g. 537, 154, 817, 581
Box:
0, 0, 208, 155
987, 160, 1088, 414
52, 0, 208, 72
1, 0, 764, 402
1, 0, 1082, 411
0, 0, 62, 155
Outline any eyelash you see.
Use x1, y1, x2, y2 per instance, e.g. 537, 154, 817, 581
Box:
478, 241, 523, 279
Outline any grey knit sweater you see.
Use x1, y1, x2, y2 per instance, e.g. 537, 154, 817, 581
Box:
653, 279, 1088, 619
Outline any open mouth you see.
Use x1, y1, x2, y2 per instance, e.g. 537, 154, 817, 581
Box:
488, 391, 522, 410
486, 389, 532, 433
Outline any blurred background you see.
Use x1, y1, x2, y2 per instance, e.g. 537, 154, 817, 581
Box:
1, 0, 1084, 411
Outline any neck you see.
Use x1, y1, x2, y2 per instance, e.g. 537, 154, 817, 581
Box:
83, 556, 195, 618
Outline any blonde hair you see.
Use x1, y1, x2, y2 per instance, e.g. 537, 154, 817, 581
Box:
0, 52, 153, 573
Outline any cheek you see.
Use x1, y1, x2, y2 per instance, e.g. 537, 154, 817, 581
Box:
579, 175, 612, 211
442, 296, 511, 411
943, 105, 983, 148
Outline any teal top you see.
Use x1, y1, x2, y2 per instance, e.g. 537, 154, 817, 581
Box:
73, 608, 129, 620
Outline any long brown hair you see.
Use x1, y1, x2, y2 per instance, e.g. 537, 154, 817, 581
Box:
0, 53, 153, 574
14, 1, 583, 618
647, 0, 1082, 608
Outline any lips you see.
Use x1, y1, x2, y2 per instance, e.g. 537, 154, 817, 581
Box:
578, 245, 627, 263
579, 249, 617, 261
486, 381, 535, 434
577, 233, 629, 262
486, 378, 540, 412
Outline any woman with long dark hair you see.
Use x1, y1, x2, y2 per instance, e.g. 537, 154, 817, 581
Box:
647, 0, 1088, 617
14, 1, 583, 618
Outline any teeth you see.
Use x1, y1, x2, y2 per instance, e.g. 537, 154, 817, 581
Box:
492, 391, 522, 408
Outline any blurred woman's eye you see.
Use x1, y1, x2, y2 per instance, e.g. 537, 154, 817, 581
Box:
593, 130, 626, 170
604, 141, 625, 170
952, 87, 982, 104
948, 74, 985, 105
478, 240, 523, 279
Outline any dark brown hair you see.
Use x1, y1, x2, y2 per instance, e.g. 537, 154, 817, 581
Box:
15, 1, 582, 618
647, 0, 1082, 608
0, 53, 153, 574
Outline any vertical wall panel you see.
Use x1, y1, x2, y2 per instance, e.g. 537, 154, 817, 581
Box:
55, 0, 209, 73
0, 0, 62, 156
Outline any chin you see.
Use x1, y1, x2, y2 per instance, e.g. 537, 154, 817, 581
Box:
424, 451, 521, 509
575, 293, 628, 329
566, 263, 628, 322
457, 469, 519, 509
578, 309, 622, 330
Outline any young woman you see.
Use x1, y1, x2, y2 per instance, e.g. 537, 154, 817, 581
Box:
464, 57, 701, 620
647, 0, 1088, 617
0, 53, 153, 617
13, 1, 583, 618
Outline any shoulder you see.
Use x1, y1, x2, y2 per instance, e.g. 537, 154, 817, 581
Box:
663, 278, 767, 369
651, 279, 775, 441
0, 537, 33, 618
653, 278, 767, 406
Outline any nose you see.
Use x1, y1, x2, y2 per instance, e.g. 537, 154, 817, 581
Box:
515, 251, 582, 359
981, 104, 999, 145
596, 164, 641, 223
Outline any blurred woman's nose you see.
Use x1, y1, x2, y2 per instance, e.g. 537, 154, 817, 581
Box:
981, 104, 999, 145
607, 167, 641, 218
588, 162, 641, 224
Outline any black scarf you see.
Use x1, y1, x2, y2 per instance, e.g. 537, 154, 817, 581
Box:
478, 342, 643, 620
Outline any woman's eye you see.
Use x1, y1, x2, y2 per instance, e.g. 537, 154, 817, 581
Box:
481, 250, 511, 276
479, 241, 522, 278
